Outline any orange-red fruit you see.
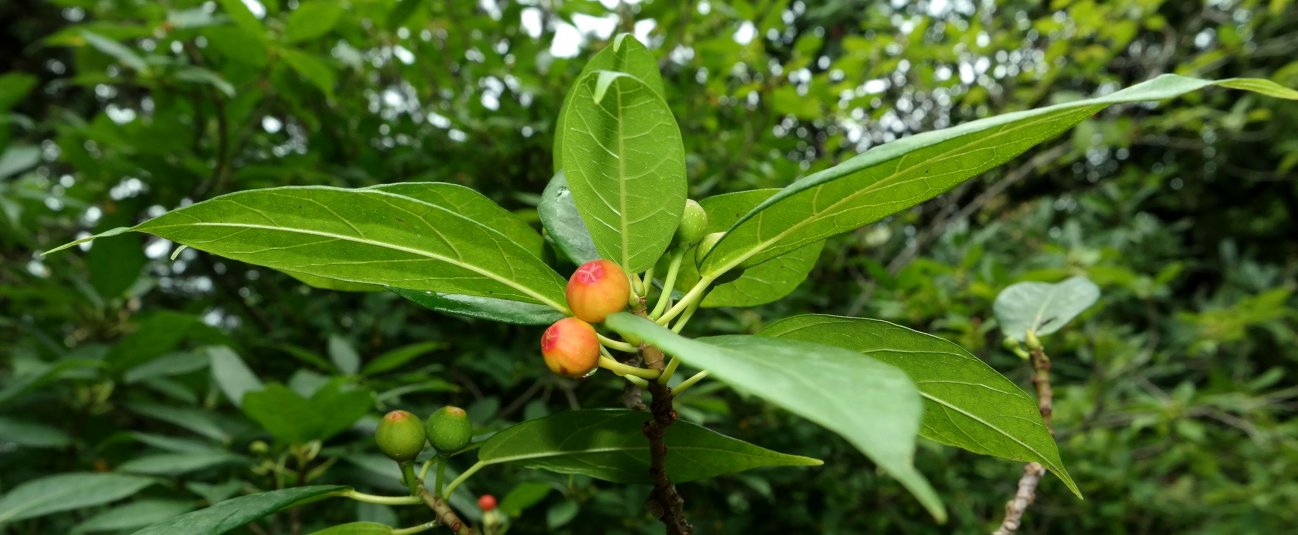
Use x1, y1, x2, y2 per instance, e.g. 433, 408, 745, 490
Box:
479, 494, 497, 511
565, 259, 630, 323
541, 317, 600, 378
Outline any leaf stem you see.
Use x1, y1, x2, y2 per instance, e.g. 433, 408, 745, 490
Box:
393, 521, 439, 535
650, 251, 684, 318
401, 461, 420, 496
443, 460, 485, 498
599, 355, 662, 379
434, 456, 448, 497
597, 333, 638, 353
670, 299, 701, 334
657, 277, 712, 325
671, 371, 709, 396
418, 459, 434, 480
338, 489, 423, 505
658, 356, 681, 384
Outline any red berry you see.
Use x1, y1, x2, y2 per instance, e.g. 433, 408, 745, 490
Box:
478, 494, 497, 511
566, 259, 630, 323
541, 317, 600, 378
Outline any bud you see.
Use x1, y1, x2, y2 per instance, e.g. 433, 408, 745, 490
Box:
541, 317, 600, 378
478, 494, 497, 511
375, 410, 426, 462
566, 259, 630, 323
674, 199, 708, 248
426, 406, 473, 454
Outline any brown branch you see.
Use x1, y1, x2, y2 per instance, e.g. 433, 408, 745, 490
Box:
995, 334, 1054, 534
418, 487, 474, 535
632, 301, 692, 534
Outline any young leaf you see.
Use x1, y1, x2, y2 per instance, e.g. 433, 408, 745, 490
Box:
759, 314, 1080, 497
670, 189, 825, 307
499, 482, 552, 517
117, 452, 248, 476
994, 276, 1101, 341
360, 341, 445, 377
0, 473, 155, 525
560, 70, 686, 273
132, 486, 348, 535
554, 33, 666, 172
699, 75, 1298, 279
215, 0, 265, 38
538, 171, 600, 265
280, 48, 336, 98
391, 288, 565, 326
603, 313, 945, 521
46, 186, 570, 313
475, 409, 821, 484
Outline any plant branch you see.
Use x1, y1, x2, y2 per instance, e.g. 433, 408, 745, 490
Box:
994, 331, 1054, 534
337, 489, 423, 505
632, 304, 693, 534
600, 355, 662, 379
418, 486, 474, 535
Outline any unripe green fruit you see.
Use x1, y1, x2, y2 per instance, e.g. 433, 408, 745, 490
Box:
695, 232, 745, 283
566, 259, 630, 323
375, 410, 426, 462
541, 317, 600, 378
674, 199, 708, 248
426, 406, 472, 454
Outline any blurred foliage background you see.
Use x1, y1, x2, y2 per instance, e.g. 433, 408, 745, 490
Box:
2, 0, 1298, 533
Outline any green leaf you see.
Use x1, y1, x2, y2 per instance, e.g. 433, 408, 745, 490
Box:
0, 417, 72, 448
538, 171, 599, 264
759, 315, 1080, 497
215, 0, 265, 38
280, 48, 336, 98
282, 1, 344, 43
242, 382, 371, 444
174, 66, 236, 97
80, 31, 148, 72
0, 145, 41, 179
674, 190, 825, 307
126, 402, 231, 442
476, 409, 821, 484
386, 0, 423, 30
994, 276, 1101, 341
87, 220, 147, 299
132, 486, 347, 535
554, 33, 666, 173
0, 72, 38, 111
700, 75, 1298, 278
0, 473, 155, 525
560, 70, 686, 273
118, 451, 247, 476
209, 346, 264, 408
361, 340, 445, 376
499, 482, 552, 517
106, 311, 199, 373
605, 313, 944, 521
73, 499, 196, 533
310, 522, 394, 535
391, 289, 567, 326
49, 186, 570, 312
368, 182, 545, 259
328, 335, 361, 375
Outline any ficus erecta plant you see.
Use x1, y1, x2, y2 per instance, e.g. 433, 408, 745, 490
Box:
44, 34, 1298, 535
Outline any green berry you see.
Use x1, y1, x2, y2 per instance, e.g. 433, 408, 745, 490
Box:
375, 410, 426, 462
426, 406, 473, 453
674, 200, 708, 248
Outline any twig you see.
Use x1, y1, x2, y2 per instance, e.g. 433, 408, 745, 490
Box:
633, 303, 692, 534
418, 486, 475, 535
994, 333, 1053, 534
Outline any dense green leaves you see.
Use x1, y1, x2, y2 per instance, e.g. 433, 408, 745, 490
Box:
675, 190, 825, 307
475, 409, 821, 484
760, 315, 1079, 496
604, 313, 944, 521
282, 1, 344, 43
0, 473, 155, 525
132, 486, 347, 535
699, 75, 1298, 278
538, 171, 599, 265
48, 186, 570, 313
560, 70, 686, 273
994, 276, 1101, 341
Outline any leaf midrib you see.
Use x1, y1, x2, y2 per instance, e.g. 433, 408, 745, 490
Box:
141, 221, 566, 312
